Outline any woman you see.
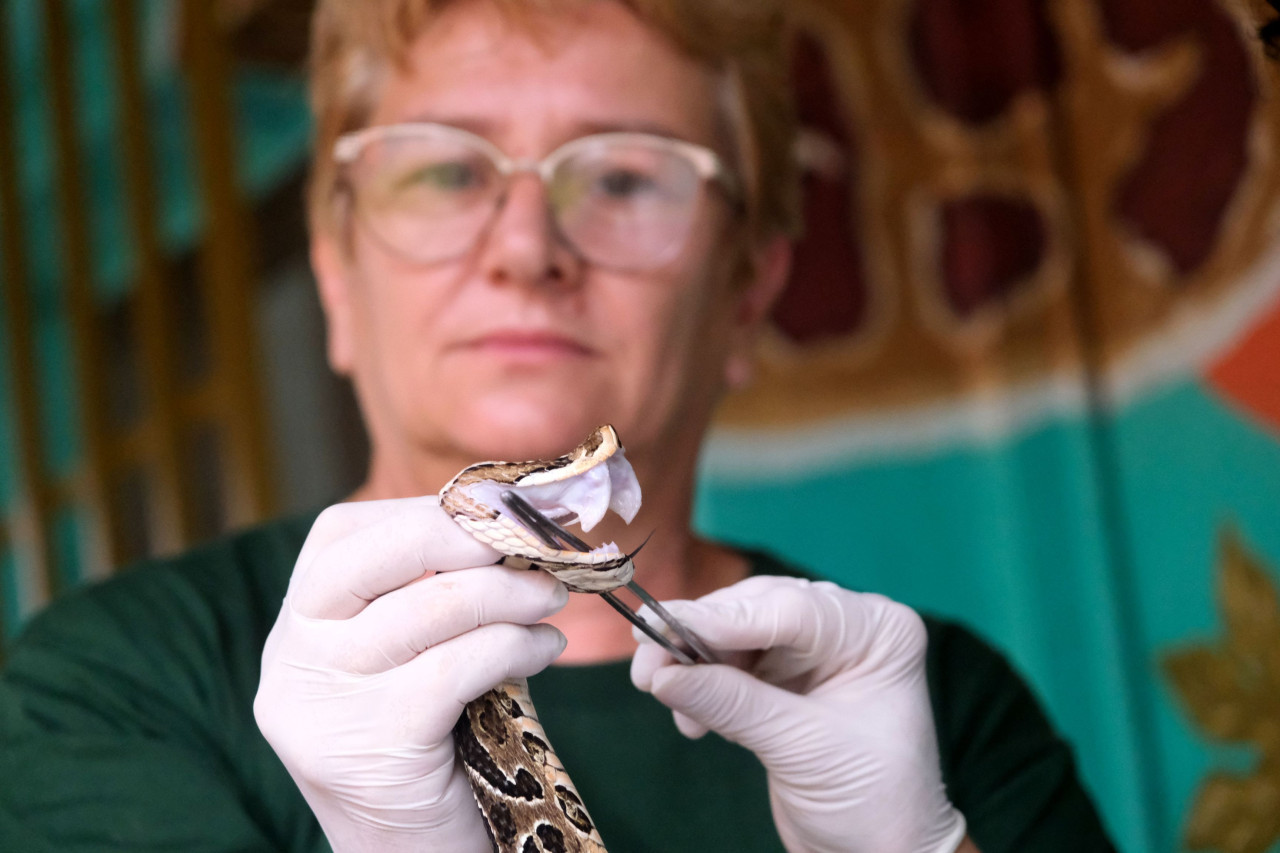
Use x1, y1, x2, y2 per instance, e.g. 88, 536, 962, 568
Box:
0, 0, 1113, 850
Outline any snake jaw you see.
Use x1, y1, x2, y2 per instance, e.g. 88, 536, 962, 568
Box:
440, 425, 641, 592
449, 504, 637, 593
468, 452, 638, 534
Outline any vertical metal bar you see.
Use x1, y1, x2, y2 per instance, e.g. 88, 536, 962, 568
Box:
0, 4, 55, 608
41, 0, 118, 579
180, 0, 275, 527
108, 0, 195, 553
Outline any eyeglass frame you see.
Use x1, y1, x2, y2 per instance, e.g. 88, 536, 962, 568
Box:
330, 121, 745, 266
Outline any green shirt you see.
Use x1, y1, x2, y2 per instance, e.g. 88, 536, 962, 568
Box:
0, 514, 1114, 851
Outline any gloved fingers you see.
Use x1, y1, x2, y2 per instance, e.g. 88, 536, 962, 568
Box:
293, 496, 422, 563
258, 620, 566, 779
671, 710, 709, 739
629, 577, 840, 680
629, 635, 673, 691
395, 621, 568, 717
297, 565, 569, 674
629, 596, 768, 687
290, 496, 500, 619
630, 634, 756, 692
633, 576, 837, 652
276, 622, 568, 746
633, 577, 925, 688
642, 661, 816, 764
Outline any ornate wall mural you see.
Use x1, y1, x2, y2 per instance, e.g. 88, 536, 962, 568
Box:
712, 0, 1280, 447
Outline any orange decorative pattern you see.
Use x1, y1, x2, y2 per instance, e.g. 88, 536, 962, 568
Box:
1206, 295, 1280, 435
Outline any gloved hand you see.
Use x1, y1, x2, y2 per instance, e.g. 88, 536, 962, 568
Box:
630, 575, 968, 853
255, 496, 570, 853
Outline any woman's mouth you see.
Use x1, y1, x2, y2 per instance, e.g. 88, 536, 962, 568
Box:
457, 330, 596, 362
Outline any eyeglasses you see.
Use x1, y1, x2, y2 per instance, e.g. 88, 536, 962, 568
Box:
333, 122, 740, 271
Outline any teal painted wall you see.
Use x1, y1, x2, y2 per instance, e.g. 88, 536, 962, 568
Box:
695, 381, 1280, 853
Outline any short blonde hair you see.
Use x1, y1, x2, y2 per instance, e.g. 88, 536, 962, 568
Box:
307, 0, 799, 241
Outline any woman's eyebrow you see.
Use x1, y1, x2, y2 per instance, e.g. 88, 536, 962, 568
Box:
393, 113, 498, 134
392, 112, 691, 142
568, 119, 688, 139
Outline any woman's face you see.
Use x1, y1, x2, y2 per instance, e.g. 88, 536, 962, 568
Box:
313, 0, 788, 489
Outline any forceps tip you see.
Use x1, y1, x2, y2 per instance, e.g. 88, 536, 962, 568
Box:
498, 489, 714, 665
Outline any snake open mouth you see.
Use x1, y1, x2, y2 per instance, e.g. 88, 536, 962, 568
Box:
439, 425, 644, 579
466, 450, 641, 554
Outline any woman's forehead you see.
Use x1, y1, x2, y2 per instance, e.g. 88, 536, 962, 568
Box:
369, 0, 723, 148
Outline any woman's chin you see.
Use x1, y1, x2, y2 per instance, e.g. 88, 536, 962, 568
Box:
444, 404, 616, 462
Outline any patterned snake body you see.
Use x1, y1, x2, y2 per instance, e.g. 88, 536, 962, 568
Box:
441, 425, 639, 852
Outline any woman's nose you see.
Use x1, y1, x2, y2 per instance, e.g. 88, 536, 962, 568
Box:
478, 173, 580, 289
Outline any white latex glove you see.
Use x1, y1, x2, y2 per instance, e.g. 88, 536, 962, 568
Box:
255, 497, 570, 853
630, 575, 967, 853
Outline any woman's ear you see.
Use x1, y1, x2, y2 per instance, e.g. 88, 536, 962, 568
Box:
725, 234, 792, 390
311, 232, 357, 376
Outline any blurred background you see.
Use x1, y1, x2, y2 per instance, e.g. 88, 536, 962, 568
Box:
2, 0, 1279, 851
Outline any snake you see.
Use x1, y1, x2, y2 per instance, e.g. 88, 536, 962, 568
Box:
440, 425, 640, 853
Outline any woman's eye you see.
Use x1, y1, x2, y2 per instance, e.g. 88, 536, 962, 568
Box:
405, 161, 479, 191
596, 169, 655, 198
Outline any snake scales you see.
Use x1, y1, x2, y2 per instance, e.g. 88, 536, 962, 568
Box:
440, 425, 640, 853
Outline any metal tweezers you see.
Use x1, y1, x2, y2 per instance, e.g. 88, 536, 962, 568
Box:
500, 490, 717, 666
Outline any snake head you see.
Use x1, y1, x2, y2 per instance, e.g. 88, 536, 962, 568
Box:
440, 425, 643, 591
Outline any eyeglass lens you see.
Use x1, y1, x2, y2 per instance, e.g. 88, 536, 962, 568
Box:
348, 131, 706, 269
